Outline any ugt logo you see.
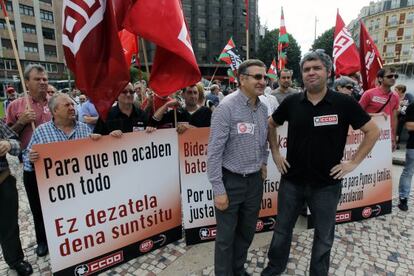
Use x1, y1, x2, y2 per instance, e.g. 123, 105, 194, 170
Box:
62, 0, 105, 55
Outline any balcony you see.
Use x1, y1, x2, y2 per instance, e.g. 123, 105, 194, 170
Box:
385, 37, 397, 43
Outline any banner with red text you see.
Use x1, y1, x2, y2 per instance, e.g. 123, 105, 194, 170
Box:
33, 129, 181, 275
309, 116, 393, 227
179, 126, 288, 245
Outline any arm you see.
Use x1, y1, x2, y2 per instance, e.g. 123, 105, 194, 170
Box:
0, 122, 20, 156
405, 121, 414, 131
391, 109, 398, 150
330, 119, 380, 179
83, 115, 99, 125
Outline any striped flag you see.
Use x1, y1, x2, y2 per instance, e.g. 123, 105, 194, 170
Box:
267, 58, 277, 80
278, 7, 289, 71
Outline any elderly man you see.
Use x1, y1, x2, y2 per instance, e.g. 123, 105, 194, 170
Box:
3, 86, 17, 112
271, 69, 299, 104
0, 121, 33, 275
207, 59, 269, 275
333, 76, 359, 100
149, 85, 212, 131
6, 64, 52, 257
262, 50, 379, 276
94, 83, 149, 135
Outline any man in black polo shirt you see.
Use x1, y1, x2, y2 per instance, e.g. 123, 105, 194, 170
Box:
262, 50, 380, 276
149, 85, 212, 131
94, 83, 149, 135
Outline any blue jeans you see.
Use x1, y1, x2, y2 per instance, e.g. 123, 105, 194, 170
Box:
263, 178, 342, 276
399, 149, 414, 199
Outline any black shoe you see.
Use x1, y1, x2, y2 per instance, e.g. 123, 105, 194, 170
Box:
36, 242, 48, 257
398, 198, 408, 211
12, 260, 33, 276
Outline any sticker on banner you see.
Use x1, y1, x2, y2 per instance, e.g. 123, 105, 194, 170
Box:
199, 227, 216, 240
314, 115, 338, 127
237, 123, 255, 134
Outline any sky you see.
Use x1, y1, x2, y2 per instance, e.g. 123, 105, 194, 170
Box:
258, 0, 374, 53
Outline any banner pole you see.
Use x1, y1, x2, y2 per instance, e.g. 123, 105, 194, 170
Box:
208, 65, 219, 88
140, 38, 151, 79
0, 1, 35, 130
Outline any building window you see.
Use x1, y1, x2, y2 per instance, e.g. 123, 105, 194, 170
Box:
0, 1, 13, 12
407, 12, 414, 23
42, 27, 55, 40
40, 9, 54, 22
24, 42, 38, 53
0, 19, 15, 30
385, 45, 395, 57
402, 44, 411, 56
40, 62, 58, 73
389, 14, 398, 26
22, 23, 36, 34
1, 39, 13, 50
391, 0, 400, 9
388, 29, 397, 41
1, 59, 18, 70
404, 27, 413, 39
408, 0, 414, 5
375, 18, 381, 29
44, 45, 57, 57
39, 0, 52, 5
20, 4, 34, 16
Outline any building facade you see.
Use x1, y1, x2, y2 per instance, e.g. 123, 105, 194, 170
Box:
141, 0, 260, 78
350, 0, 414, 72
0, 0, 65, 94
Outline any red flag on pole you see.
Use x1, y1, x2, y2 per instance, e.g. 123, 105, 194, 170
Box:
118, 29, 138, 67
333, 11, 361, 77
123, 0, 201, 96
62, 0, 129, 119
359, 20, 383, 91
278, 7, 289, 71
112, 0, 132, 30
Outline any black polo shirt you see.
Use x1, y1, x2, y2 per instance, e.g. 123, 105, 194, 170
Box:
93, 104, 148, 135
272, 89, 371, 186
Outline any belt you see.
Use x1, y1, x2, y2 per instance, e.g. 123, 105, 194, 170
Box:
222, 167, 260, 178
0, 168, 10, 185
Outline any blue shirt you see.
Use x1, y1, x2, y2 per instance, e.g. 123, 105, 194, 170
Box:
24, 120, 91, 171
81, 100, 99, 131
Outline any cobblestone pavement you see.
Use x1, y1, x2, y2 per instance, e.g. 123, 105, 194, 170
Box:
1, 156, 413, 276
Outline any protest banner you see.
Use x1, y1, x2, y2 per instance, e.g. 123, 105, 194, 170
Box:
33, 129, 182, 275
329, 115, 393, 225
179, 126, 288, 245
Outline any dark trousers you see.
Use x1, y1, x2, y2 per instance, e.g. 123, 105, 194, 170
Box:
264, 178, 342, 276
23, 170, 47, 245
214, 169, 263, 276
0, 175, 24, 267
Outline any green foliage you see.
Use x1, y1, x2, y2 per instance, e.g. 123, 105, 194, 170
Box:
257, 28, 302, 81
130, 66, 149, 84
311, 27, 335, 58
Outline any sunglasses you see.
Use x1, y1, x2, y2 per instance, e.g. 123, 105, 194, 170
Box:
344, 85, 354, 90
47, 90, 55, 94
121, 90, 135, 95
243, 73, 270, 81
384, 74, 399, 79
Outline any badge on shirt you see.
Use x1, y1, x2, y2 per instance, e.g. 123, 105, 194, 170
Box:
313, 115, 338, 127
237, 122, 255, 134
372, 96, 387, 104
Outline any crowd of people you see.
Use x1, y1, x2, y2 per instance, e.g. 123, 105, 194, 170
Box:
0, 51, 412, 275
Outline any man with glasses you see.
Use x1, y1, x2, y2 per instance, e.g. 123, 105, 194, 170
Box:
262, 51, 379, 276
359, 68, 400, 150
271, 69, 298, 104
333, 76, 359, 100
94, 83, 150, 135
207, 59, 269, 275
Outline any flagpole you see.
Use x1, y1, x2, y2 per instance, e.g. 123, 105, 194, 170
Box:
246, 29, 250, 60
208, 65, 220, 87
140, 38, 151, 78
0, 0, 35, 130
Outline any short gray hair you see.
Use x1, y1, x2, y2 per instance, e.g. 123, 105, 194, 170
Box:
48, 93, 68, 115
333, 76, 357, 90
300, 49, 332, 74
24, 64, 46, 80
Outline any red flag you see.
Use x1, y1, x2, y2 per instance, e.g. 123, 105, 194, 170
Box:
118, 29, 138, 67
359, 21, 383, 91
333, 11, 360, 76
123, 0, 201, 96
278, 7, 289, 70
112, 0, 132, 30
244, 0, 249, 32
62, 0, 129, 119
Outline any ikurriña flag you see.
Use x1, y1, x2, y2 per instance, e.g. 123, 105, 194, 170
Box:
218, 37, 243, 72
278, 7, 289, 70
359, 20, 383, 91
267, 59, 277, 80
333, 10, 361, 77
62, 0, 129, 120
123, 0, 201, 96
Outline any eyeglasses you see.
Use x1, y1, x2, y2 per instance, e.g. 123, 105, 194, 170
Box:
344, 85, 354, 90
384, 74, 399, 79
242, 73, 270, 81
121, 90, 135, 95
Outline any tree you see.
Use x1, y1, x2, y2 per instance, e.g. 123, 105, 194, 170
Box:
311, 27, 334, 58
257, 28, 302, 81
